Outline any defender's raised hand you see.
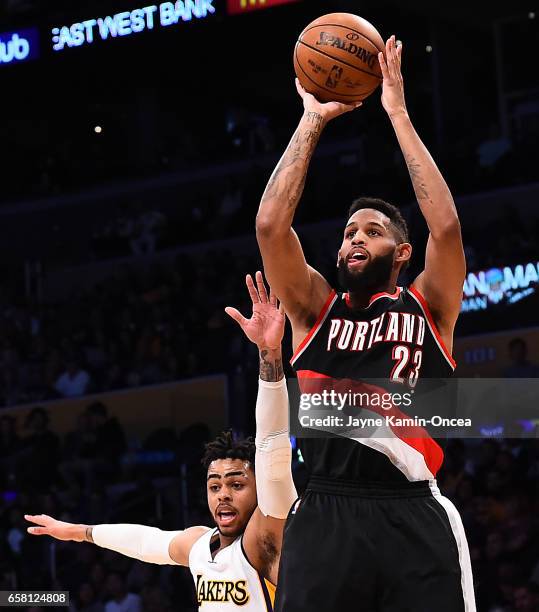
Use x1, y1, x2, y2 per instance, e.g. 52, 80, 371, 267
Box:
379, 35, 407, 118
225, 272, 285, 350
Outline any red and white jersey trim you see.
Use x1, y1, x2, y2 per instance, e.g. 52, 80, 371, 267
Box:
408, 286, 456, 370
297, 370, 445, 479
349, 434, 437, 481
290, 290, 338, 366
344, 286, 402, 309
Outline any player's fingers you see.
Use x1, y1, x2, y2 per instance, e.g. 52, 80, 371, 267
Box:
24, 514, 50, 526
24, 514, 38, 522
269, 288, 277, 307
337, 101, 362, 114
396, 43, 403, 78
295, 78, 306, 98
388, 35, 398, 78
278, 301, 286, 316
224, 307, 248, 328
255, 271, 269, 303
378, 52, 389, 79
392, 36, 399, 73
27, 526, 48, 536
385, 37, 392, 71
245, 274, 259, 303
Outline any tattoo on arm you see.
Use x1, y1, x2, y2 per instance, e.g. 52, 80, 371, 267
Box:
305, 111, 324, 131
405, 155, 431, 202
263, 112, 324, 207
259, 350, 284, 382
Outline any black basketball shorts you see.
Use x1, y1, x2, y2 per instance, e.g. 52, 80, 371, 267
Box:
275, 476, 475, 612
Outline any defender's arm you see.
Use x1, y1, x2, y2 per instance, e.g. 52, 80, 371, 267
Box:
226, 273, 296, 585
25, 514, 208, 567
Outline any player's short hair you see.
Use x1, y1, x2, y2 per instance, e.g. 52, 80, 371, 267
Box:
201, 430, 255, 471
348, 197, 409, 244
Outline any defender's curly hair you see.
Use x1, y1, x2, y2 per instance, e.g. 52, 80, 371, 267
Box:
201, 430, 255, 471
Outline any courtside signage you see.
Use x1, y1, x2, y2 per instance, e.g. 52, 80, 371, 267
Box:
461, 260, 539, 312
227, 0, 300, 15
52, 0, 216, 52
0, 27, 40, 66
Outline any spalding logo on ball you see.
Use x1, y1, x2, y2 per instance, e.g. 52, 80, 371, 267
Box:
294, 13, 385, 104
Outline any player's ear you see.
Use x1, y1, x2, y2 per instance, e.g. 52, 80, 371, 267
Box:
395, 242, 412, 264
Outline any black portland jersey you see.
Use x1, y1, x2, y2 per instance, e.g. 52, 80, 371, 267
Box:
291, 285, 456, 483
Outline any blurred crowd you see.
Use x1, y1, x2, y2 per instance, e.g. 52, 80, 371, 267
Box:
437, 438, 539, 611
88, 174, 259, 263
0, 398, 538, 612
0, 6, 536, 610
1, 195, 538, 408
0, 249, 255, 408
21, 117, 539, 270
0, 400, 209, 612
2, 88, 537, 208
87, 173, 539, 268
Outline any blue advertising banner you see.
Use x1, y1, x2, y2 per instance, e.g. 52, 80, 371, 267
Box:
0, 27, 40, 66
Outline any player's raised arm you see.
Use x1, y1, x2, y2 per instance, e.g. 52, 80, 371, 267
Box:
256, 82, 360, 336
379, 36, 465, 350
25, 514, 208, 567
225, 272, 296, 586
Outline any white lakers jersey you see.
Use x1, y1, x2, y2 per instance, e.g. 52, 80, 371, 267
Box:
189, 528, 275, 611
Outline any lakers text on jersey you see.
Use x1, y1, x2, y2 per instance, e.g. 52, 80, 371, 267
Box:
189, 529, 275, 611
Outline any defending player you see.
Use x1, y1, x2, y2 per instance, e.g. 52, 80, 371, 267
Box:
25, 273, 296, 611
256, 36, 475, 611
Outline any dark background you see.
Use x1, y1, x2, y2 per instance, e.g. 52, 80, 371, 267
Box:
0, 1, 538, 611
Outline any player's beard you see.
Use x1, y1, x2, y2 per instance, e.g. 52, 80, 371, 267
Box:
338, 251, 395, 293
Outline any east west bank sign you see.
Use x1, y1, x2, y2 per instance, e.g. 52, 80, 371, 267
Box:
51, 1, 216, 51
1, 0, 301, 64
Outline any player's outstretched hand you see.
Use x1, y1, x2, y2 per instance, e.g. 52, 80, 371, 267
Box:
25, 513, 85, 542
225, 271, 285, 350
295, 78, 361, 123
379, 35, 407, 118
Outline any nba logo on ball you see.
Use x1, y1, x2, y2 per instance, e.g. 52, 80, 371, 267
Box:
294, 13, 385, 103
326, 64, 342, 89
326, 65, 343, 89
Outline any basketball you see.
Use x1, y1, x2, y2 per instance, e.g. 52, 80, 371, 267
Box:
294, 13, 385, 104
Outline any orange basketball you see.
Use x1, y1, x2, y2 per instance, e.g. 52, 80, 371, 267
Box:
294, 13, 385, 104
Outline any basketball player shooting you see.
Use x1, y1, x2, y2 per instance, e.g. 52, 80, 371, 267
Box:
256, 36, 475, 611
25, 273, 296, 611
